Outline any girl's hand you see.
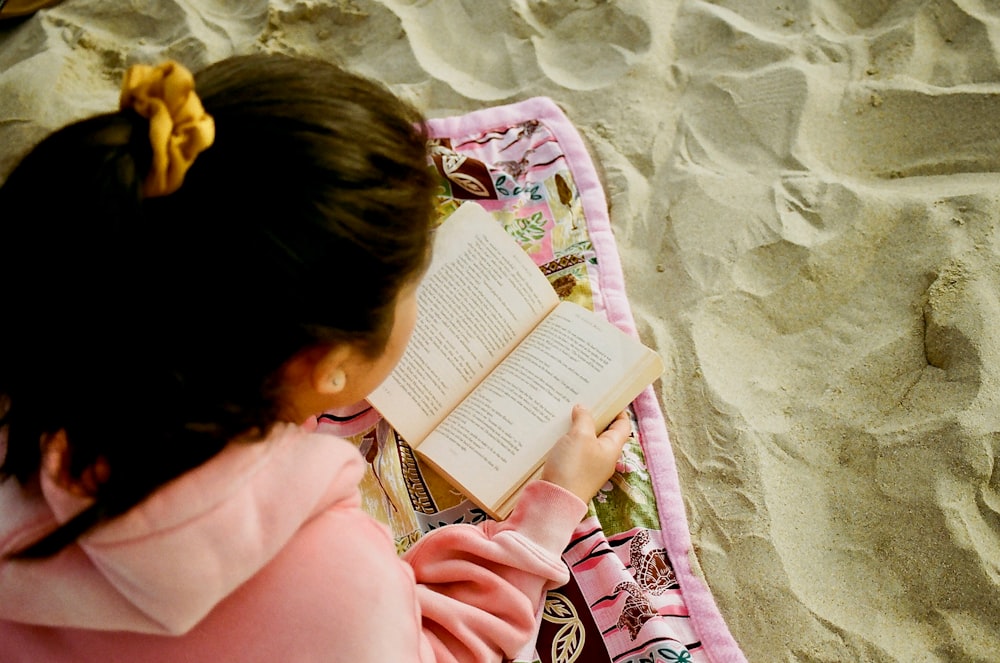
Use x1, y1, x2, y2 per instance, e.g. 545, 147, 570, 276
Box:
540, 405, 631, 505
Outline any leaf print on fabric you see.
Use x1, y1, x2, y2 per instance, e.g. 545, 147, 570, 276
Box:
658, 647, 693, 663
543, 592, 586, 663
622, 644, 694, 663
496, 174, 513, 196
428, 141, 496, 199
495, 174, 543, 201
441, 154, 492, 196
556, 173, 575, 207
505, 212, 548, 244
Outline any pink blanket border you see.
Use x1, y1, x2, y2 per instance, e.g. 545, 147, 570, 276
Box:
425, 98, 746, 663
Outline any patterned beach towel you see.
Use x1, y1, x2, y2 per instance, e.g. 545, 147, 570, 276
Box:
317, 97, 746, 663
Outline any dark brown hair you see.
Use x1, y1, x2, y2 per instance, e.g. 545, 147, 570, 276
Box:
0, 54, 436, 557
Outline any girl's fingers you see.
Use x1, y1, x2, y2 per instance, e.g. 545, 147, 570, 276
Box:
573, 405, 630, 443
603, 411, 631, 441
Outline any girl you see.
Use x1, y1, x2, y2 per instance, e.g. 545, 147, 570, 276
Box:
0, 54, 630, 662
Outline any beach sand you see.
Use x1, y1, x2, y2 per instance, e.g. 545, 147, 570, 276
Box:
2, 1, 999, 660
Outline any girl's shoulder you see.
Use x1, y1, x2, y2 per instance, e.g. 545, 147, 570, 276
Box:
89, 422, 365, 546
68, 423, 367, 634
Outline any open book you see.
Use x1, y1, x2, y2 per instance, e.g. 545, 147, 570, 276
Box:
368, 203, 663, 519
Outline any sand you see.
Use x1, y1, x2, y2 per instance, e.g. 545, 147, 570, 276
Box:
2, 1, 999, 660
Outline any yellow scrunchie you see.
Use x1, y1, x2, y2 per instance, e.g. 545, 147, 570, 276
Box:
119, 61, 215, 198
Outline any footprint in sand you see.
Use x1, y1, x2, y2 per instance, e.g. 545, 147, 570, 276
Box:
523, 0, 653, 91
376, 0, 653, 98
919, 258, 984, 403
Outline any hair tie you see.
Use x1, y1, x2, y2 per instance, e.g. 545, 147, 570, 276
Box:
119, 61, 215, 198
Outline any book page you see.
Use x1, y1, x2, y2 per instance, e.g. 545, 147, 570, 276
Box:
368, 203, 560, 444
417, 300, 662, 513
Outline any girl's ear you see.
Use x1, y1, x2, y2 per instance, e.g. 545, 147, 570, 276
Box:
274, 344, 366, 423
311, 345, 355, 395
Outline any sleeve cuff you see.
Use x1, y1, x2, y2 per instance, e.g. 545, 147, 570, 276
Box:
497, 480, 588, 556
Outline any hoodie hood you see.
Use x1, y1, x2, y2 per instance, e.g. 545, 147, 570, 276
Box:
0, 420, 364, 635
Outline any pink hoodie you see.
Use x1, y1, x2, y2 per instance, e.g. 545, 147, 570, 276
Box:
0, 420, 586, 662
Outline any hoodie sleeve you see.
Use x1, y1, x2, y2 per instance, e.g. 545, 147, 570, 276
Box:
403, 479, 587, 663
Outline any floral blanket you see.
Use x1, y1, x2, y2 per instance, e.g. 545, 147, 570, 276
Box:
316, 98, 745, 663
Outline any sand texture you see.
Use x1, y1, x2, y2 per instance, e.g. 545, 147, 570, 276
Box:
2, 1, 999, 660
